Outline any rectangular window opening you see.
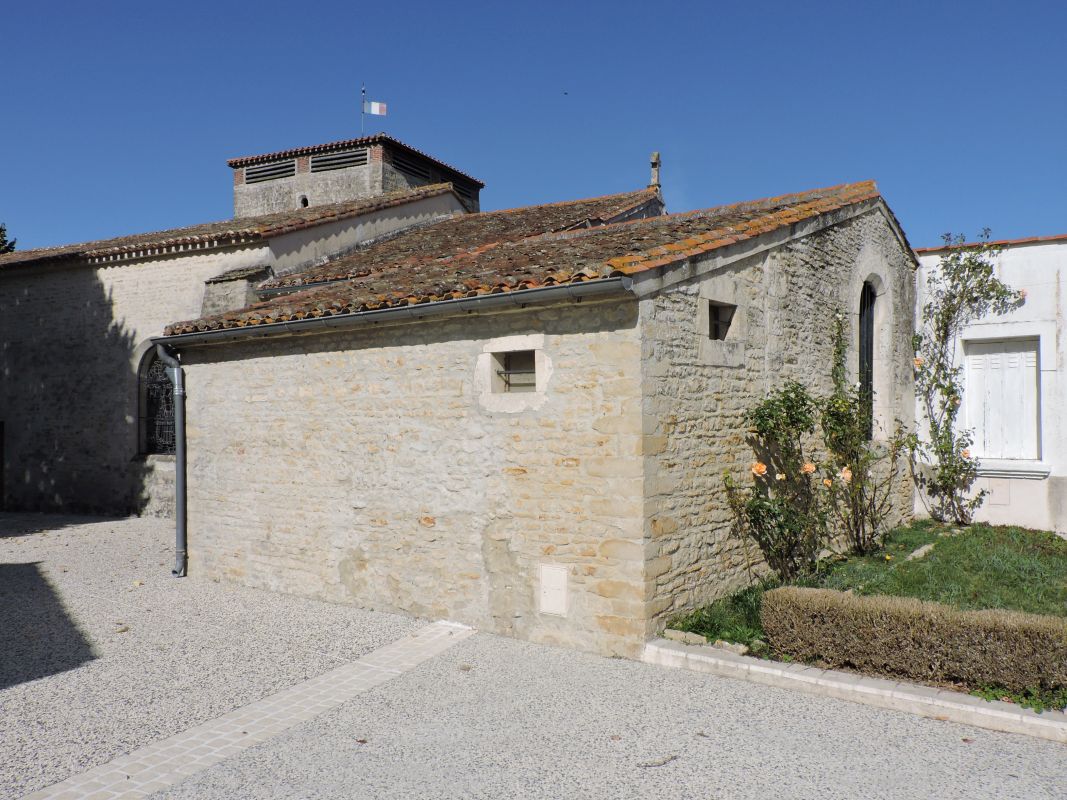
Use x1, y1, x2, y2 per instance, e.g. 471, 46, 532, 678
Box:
964, 338, 1040, 460
493, 350, 536, 393
708, 302, 736, 341
244, 159, 297, 184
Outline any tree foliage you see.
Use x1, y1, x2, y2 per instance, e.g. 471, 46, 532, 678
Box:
908, 231, 1022, 524
0, 223, 14, 254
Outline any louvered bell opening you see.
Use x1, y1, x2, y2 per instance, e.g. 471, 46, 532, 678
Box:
392, 151, 432, 181
310, 148, 369, 173
453, 180, 474, 200
245, 160, 297, 183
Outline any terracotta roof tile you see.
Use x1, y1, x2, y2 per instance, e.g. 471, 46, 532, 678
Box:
259, 188, 664, 290
0, 184, 459, 271
164, 181, 881, 336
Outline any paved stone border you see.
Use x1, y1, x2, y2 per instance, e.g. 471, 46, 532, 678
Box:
22, 621, 475, 800
644, 638, 1067, 744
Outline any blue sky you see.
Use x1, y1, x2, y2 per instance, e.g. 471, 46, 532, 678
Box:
2, 0, 1065, 250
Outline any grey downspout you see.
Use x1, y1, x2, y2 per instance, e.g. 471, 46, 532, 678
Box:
155, 344, 187, 577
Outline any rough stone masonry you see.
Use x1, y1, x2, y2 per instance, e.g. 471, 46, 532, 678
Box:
179, 202, 915, 658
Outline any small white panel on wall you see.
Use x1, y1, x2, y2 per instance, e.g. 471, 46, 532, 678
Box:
539, 564, 568, 616
986, 478, 1011, 506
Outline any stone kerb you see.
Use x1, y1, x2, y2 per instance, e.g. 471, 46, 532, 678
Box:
643, 638, 1067, 744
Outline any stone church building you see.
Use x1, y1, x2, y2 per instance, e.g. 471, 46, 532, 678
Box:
0, 134, 916, 656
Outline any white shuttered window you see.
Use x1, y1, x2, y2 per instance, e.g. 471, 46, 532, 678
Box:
964, 339, 1040, 459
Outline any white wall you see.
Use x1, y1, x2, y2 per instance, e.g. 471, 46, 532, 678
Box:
916, 240, 1067, 532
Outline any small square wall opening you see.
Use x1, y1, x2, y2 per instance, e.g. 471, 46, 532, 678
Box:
708, 302, 736, 341
492, 350, 536, 393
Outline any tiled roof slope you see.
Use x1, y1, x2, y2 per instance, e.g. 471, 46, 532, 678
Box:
164, 181, 880, 336
0, 184, 457, 270
226, 133, 484, 186
262, 188, 663, 289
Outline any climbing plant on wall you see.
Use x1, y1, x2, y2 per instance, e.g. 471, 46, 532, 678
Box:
821, 314, 906, 554
724, 381, 828, 582
908, 230, 1023, 524
725, 312, 909, 578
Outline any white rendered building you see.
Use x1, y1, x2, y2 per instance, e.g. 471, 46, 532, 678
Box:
916, 235, 1067, 533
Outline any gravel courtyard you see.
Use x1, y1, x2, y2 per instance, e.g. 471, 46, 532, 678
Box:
0, 514, 421, 799
156, 633, 1067, 800
3, 515, 1065, 800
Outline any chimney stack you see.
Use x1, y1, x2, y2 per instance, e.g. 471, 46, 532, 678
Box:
649, 151, 661, 190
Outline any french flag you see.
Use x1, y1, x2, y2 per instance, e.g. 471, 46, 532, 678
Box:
363, 100, 387, 116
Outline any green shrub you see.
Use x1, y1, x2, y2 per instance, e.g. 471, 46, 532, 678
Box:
724, 381, 828, 581
761, 587, 1067, 693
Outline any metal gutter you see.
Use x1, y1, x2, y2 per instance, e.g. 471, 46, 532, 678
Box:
153, 276, 634, 349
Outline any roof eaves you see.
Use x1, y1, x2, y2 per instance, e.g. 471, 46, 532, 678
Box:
0, 183, 459, 271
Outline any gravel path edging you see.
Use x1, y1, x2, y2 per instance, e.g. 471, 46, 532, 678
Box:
643, 638, 1067, 744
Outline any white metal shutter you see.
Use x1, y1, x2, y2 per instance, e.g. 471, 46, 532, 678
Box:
964, 339, 1039, 459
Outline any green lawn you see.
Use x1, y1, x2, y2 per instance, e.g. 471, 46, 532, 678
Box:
672, 521, 1067, 643
665, 522, 1067, 712
811, 521, 1067, 618
670, 521, 1067, 710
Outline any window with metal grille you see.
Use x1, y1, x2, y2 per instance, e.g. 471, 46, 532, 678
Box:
244, 160, 297, 183
859, 281, 876, 440
310, 149, 369, 172
493, 350, 536, 393
708, 302, 736, 341
142, 356, 175, 455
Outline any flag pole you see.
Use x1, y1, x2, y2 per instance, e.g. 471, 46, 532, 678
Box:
361, 84, 365, 134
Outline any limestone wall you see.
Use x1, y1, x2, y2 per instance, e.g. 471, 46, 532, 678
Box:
637, 207, 916, 634
180, 299, 648, 656
234, 163, 376, 218
0, 194, 469, 514
0, 249, 267, 513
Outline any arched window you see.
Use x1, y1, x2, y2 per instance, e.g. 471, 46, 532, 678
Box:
141, 354, 175, 455
858, 281, 876, 440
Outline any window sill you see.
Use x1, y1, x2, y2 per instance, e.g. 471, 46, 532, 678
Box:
975, 459, 1050, 480
479, 390, 548, 413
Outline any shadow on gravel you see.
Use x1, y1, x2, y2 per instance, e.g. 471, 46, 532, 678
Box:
0, 562, 95, 690
0, 513, 126, 539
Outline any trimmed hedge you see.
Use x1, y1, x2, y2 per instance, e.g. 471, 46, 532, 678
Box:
761, 587, 1067, 692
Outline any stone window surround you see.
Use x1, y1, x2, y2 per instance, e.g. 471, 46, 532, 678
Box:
696, 277, 747, 368
475, 333, 553, 413
848, 270, 893, 441
133, 339, 166, 458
